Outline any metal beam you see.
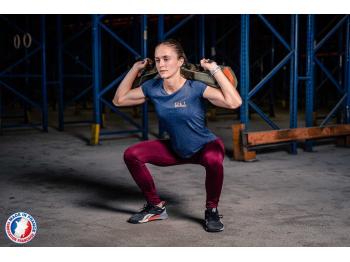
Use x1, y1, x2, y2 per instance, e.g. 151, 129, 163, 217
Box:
257, 15, 291, 51
164, 15, 195, 39
100, 23, 141, 59
0, 80, 40, 109
314, 57, 343, 94
289, 15, 299, 154
141, 15, 149, 140
240, 15, 250, 128
92, 15, 101, 125
305, 15, 315, 151
320, 94, 347, 127
199, 15, 205, 59
248, 51, 293, 99
41, 15, 48, 132
248, 101, 280, 129
315, 15, 348, 52
345, 16, 350, 123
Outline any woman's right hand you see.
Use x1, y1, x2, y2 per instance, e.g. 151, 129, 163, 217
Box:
132, 58, 153, 72
114, 58, 151, 107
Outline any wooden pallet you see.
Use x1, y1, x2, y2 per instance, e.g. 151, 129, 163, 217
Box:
232, 123, 350, 161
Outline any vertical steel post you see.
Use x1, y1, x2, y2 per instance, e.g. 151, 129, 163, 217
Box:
268, 37, 276, 117
91, 15, 101, 145
289, 14, 299, 154
0, 85, 2, 131
305, 15, 315, 151
240, 15, 250, 129
141, 15, 149, 140
210, 16, 216, 60
57, 15, 64, 131
199, 15, 205, 59
0, 16, 2, 130
24, 15, 30, 124
41, 15, 48, 132
345, 15, 350, 123
157, 15, 165, 138
99, 17, 104, 129
338, 28, 343, 88
158, 15, 164, 41
337, 28, 343, 124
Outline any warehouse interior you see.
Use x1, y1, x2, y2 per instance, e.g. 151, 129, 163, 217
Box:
0, 14, 350, 246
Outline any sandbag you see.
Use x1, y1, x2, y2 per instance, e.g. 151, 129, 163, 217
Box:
132, 63, 238, 89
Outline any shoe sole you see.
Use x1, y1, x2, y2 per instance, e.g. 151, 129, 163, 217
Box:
205, 224, 224, 233
128, 210, 168, 224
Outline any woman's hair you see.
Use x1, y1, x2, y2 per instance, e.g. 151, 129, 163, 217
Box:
155, 39, 188, 66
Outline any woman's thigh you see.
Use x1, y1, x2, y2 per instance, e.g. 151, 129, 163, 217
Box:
124, 139, 188, 166
197, 138, 225, 166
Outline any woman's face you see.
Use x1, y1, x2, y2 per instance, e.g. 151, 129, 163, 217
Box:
154, 44, 184, 79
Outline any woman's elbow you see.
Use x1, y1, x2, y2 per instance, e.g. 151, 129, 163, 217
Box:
113, 97, 123, 107
228, 99, 242, 109
236, 98, 243, 108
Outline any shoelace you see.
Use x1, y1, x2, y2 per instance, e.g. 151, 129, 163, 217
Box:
139, 203, 154, 213
208, 211, 223, 221
139, 201, 166, 213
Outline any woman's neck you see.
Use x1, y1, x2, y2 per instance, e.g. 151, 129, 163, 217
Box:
163, 74, 186, 93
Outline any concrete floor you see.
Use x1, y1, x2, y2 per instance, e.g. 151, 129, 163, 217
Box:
1, 111, 350, 246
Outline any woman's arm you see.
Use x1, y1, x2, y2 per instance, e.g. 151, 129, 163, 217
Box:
112, 59, 150, 107
200, 59, 242, 109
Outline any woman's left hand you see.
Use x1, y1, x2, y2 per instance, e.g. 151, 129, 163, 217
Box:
200, 58, 217, 72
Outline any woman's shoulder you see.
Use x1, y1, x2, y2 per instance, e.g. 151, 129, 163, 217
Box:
143, 78, 162, 88
144, 78, 162, 87
187, 79, 206, 88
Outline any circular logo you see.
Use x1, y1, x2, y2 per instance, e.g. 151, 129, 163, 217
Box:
5, 212, 37, 244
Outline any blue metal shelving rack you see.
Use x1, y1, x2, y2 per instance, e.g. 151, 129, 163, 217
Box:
240, 14, 299, 153
90, 14, 149, 145
240, 14, 350, 155
1, 14, 348, 152
56, 15, 94, 131
0, 15, 48, 132
312, 15, 350, 127
304, 15, 350, 151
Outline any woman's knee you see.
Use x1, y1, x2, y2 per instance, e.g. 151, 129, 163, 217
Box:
124, 146, 140, 163
201, 152, 224, 169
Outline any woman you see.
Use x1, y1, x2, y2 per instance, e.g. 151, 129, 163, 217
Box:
113, 39, 242, 232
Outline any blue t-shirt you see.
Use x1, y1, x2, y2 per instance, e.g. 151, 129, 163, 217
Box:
141, 79, 217, 158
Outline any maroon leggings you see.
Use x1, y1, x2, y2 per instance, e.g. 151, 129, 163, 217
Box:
123, 138, 225, 208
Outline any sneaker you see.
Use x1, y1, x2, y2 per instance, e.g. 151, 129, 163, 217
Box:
127, 202, 168, 224
204, 208, 224, 232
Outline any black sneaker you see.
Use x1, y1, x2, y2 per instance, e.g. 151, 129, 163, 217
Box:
127, 202, 168, 224
204, 208, 224, 232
